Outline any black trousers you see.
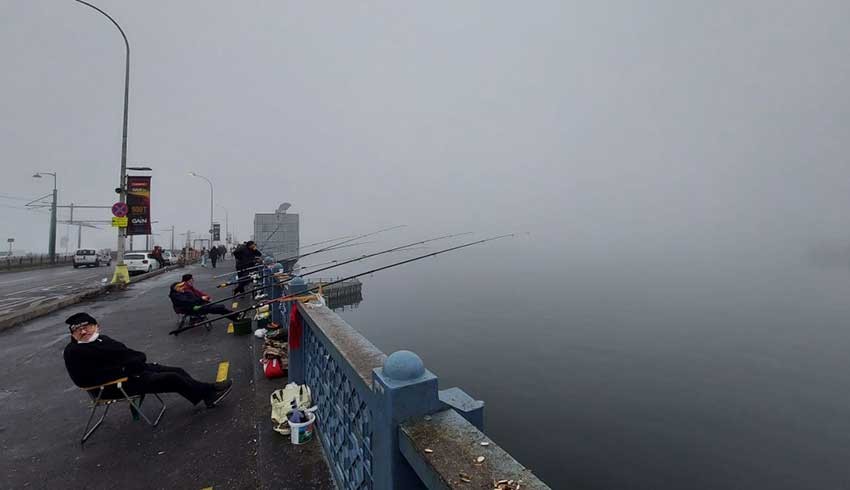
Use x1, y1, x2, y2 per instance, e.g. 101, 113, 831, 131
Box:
127, 364, 215, 405
196, 303, 235, 318
233, 268, 251, 294
210, 257, 217, 268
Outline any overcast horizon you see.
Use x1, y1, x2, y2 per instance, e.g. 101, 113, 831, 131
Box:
1, 1, 847, 262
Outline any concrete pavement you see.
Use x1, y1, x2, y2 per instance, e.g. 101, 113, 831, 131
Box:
0, 265, 333, 490
0, 265, 111, 315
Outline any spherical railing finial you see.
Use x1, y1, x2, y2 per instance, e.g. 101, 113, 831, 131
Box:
383, 350, 425, 381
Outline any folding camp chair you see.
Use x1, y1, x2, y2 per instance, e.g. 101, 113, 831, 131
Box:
173, 305, 210, 331
169, 282, 211, 332
79, 377, 166, 446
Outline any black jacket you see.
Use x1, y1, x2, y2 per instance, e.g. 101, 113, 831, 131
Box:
233, 244, 261, 270
169, 282, 204, 310
63, 335, 147, 388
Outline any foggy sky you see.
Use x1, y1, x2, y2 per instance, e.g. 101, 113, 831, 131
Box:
1, 1, 848, 261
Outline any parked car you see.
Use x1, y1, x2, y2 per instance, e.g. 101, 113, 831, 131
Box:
124, 252, 161, 275
73, 248, 111, 268
162, 250, 177, 265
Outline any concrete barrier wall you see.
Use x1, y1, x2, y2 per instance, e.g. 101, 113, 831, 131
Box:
0, 254, 76, 271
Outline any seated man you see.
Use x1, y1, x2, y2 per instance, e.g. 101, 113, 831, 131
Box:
63, 312, 232, 407
170, 274, 239, 320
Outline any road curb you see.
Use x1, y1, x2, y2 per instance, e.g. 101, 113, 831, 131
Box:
0, 264, 185, 332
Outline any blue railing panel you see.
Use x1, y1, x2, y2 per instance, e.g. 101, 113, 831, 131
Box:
304, 323, 374, 490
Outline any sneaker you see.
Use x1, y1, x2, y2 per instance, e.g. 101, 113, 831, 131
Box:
205, 379, 233, 408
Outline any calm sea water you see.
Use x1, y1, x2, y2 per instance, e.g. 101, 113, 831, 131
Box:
333, 239, 850, 489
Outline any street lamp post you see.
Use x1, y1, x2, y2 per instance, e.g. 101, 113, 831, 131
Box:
189, 172, 214, 244
218, 204, 229, 245
32, 172, 58, 263
74, 0, 131, 284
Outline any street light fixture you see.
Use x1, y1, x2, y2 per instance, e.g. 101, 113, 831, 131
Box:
74, 0, 131, 285
32, 172, 58, 263
188, 172, 214, 244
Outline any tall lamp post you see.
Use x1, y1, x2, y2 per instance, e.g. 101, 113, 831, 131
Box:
189, 172, 214, 244
32, 172, 58, 263
217, 204, 229, 244
74, 0, 131, 284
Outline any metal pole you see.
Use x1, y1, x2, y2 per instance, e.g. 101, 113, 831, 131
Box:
49, 174, 57, 263
189, 173, 214, 245
75, 0, 131, 284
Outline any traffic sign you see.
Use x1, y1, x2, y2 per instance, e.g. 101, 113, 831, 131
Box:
111, 217, 128, 227
112, 202, 128, 218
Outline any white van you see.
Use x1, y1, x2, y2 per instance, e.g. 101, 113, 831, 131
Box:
73, 249, 111, 268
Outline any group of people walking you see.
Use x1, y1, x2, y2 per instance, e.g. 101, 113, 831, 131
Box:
200, 244, 229, 268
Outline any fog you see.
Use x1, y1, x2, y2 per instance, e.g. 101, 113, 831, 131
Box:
1, 0, 846, 259
3, 1, 850, 487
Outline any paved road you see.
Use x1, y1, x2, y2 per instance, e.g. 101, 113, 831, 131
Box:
0, 265, 112, 315
0, 265, 332, 490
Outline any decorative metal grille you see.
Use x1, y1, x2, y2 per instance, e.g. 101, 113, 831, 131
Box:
304, 324, 373, 490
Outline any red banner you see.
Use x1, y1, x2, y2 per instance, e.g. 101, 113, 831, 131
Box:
126, 176, 151, 236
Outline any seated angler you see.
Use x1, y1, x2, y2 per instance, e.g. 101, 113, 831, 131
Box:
63, 312, 232, 408
170, 274, 240, 320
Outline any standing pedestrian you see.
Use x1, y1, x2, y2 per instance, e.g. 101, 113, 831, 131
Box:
200, 247, 207, 267
232, 241, 262, 295
208, 246, 219, 268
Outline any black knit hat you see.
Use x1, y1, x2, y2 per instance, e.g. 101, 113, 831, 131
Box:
182, 273, 193, 282
66, 312, 97, 330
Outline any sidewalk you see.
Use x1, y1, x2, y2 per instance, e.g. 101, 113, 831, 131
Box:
0, 265, 333, 490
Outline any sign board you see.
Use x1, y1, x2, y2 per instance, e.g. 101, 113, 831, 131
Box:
111, 217, 128, 227
6, 238, 13, 243
111, 202, 128, 218
212, 223, 221, 241
125, 176, 151, 235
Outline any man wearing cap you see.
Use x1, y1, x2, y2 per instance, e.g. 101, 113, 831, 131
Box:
170, 273, 239, 319
63, 312, 232, 408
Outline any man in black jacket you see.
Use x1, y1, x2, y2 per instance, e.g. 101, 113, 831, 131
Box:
63, 312, 232, 407
232, 241, 262, 295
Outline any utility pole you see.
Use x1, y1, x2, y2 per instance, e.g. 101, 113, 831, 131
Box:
75, 0, 131, 284
32, 172, 57, 262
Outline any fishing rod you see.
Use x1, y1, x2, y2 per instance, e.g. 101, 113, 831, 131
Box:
276, 224, 406, 264
213, 240, 377, 287
295, 231, 472, 279
211, 240, 375, 280
295, 246, 432, 272
213, 225, 405, 284
169, 233, 517, 334
259, 240, 374, 261
206, 232, 470, 305
299, 234, 355, 249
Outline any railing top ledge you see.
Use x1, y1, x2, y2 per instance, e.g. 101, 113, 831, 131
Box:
298, 303, 387, 387
400, 409, 551, 490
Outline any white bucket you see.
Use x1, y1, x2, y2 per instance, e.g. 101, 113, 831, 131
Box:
287, 411, 316, 445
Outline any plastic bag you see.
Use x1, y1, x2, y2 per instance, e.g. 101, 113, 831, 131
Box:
270, 383, 312, 435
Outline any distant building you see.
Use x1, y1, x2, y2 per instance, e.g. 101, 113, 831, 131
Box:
254, 204, 299, 261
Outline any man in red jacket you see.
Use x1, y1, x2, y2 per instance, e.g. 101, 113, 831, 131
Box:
171, 274, 239, 319
63, 312, 232, 407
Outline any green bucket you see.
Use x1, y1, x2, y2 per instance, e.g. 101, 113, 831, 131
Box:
233, 318, 253, 336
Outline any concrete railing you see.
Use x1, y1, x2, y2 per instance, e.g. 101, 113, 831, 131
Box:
0, 254, 76, 271
274, 272, 550, 490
